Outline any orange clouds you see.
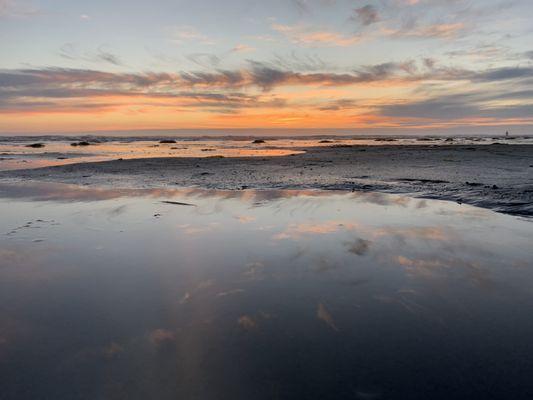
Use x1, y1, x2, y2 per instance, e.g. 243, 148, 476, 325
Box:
272, 23, 362, 47
1, 61, 533, 132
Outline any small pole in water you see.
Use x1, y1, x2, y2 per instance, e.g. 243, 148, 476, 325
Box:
506, 130, 509, 137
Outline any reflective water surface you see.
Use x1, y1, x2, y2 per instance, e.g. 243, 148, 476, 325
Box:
0, 183, 532, 399
0, 139, 303, 171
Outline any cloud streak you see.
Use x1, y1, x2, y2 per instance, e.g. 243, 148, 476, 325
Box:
0, 0, 40, 18
59, 44, 123, 66
352, 5, 380, 26
1, 59, 532, 125
272, 23, 361, 47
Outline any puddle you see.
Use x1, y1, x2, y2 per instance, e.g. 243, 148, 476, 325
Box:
0, 183, 532, 399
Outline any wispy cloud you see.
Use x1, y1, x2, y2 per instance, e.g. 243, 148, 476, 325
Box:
291, 0, 310, 15
59, 43, 123, 66
1, 62, 531, 97
272, 23, 361, 47
231, 44, 255, 53
352, 4, 380, 26
186, 53, 221, 68
382, 22, 466, 39
377, 91, 533, 121
269, 52, 330, 72
167, 25, 215, 45
0, 0, 40, 18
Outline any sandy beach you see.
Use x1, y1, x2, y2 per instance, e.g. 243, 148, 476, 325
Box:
5, 0, 533, 398
2, 143, 532, 216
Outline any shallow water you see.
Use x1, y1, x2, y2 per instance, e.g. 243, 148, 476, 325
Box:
0, 139, 302, 171
1, 135, 531, 171
0, 183, 532, 399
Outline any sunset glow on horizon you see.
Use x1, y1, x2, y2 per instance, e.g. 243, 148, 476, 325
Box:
1, 0, 532, 134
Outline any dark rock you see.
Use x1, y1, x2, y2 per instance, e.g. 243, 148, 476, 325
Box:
161, 200, 195, 206
26, 143, 45, 148
252, 139, 266, 144
159, 140, 177, 144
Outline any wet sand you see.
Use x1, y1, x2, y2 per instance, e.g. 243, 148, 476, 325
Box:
2, 144, 532, 216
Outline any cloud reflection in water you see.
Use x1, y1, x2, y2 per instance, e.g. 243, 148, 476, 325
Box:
0, 182, 532, 399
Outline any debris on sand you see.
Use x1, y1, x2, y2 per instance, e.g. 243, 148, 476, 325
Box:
356, 391, 382, 399
217, 289, 245, 297
238, 315, 257, 331
161, 200, 196, 207
317, 303, 339, 332
179, 292, 191, 304
159, 139, 177, 144
252, 139, 266, 144
345, 238, 371, 256
25, 143, 45, 148
149, 329, 175, 345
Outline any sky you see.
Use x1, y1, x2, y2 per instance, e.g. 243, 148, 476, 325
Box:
0, 0, 532, 134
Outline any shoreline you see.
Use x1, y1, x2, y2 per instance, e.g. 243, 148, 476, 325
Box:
2, 144, 532, 217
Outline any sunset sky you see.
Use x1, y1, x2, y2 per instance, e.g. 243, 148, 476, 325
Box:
1, 0, 532, 134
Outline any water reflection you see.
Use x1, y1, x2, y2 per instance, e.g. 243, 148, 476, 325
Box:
0, 139, 304, 171
2, 135, 533, 171
0, 183, 532, 399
